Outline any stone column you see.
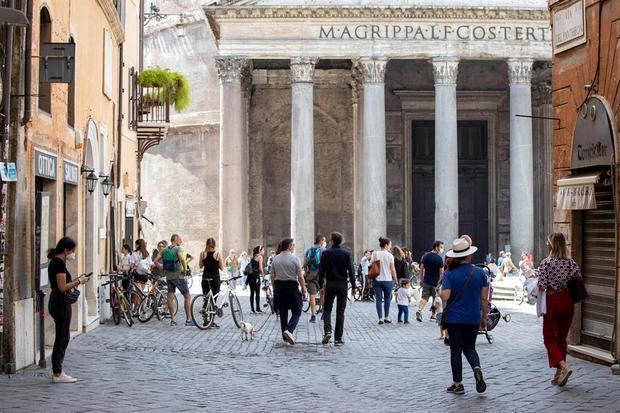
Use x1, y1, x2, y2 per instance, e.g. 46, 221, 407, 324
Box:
508, 58, 534, 257
290, 57, 318, 257
216, 56, 249, 253
351, 62, 364, 258
431, 57, 460, 245
359, 57, 388, 249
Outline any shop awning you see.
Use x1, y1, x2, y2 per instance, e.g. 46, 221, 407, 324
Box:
556, 173, 601, 210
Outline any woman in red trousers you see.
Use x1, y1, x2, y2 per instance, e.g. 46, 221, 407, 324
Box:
537, 232, 580, 387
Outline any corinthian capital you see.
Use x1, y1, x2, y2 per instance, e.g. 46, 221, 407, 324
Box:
431, 57, 459, 86
290, 57, 318, 83
215, 57, 249, 84
507, 58, 534, 84
358, 57, 388, 84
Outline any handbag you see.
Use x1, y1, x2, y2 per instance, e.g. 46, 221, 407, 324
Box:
440, 265, 476, 330
65, 288, 80, 304
567, 276, 588, 303
368, 260, 381, 280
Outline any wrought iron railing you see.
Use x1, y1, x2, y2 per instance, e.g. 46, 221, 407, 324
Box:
129, 67, 171, 129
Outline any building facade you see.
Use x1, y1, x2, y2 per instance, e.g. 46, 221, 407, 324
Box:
140, 1, 554, 265
549, 0, 620, 370
0, 0, 141, 372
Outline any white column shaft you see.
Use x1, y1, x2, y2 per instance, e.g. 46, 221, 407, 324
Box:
434, 84, 459, 244
217, 57, 248, 254
291, 81, 315, 255
362, 82, 387, 249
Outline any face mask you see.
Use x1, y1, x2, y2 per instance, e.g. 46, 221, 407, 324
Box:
67, 252, 77, 261
439, 248, 444, 254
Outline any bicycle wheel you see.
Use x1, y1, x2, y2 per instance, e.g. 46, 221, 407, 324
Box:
229, 294, 243, 328
137, 294, 156, 323
129, 291, 143, 318
191, 294, 215, 330
111, 291, 121, 325
118, 293, 133, 327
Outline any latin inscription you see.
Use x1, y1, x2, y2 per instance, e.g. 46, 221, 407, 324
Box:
319, 24, 549, 42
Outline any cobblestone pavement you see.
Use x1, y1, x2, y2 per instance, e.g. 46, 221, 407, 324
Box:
2, 288, 620, 413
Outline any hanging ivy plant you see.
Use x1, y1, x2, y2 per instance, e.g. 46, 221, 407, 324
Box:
137, 67, 190, 112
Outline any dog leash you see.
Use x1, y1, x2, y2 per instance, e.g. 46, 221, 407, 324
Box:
253, 308, 274, 332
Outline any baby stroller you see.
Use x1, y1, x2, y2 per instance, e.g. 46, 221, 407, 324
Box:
477, 264, 511, 344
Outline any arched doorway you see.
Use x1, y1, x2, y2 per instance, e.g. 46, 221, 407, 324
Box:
83, 120, 100, 324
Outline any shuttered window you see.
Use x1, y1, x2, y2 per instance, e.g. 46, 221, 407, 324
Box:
581, 185, 616, 351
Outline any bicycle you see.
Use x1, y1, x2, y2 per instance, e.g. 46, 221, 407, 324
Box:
101, 272, 133, 327
303, 289, 322, 313
190, 275, 244, 330
137, 276, 179, 323
262, 274, 274, 313
126, 272, 148, 317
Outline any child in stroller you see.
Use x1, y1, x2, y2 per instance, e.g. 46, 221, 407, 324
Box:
477, 265, 511, 344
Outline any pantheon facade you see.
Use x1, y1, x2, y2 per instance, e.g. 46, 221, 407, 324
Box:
199, 0, 553, 261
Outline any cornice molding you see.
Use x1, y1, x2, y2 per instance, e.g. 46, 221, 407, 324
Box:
204, 6, 550, 21
96, 0, 125, 44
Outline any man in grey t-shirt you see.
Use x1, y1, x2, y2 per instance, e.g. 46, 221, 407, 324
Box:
272, 238, 307, 345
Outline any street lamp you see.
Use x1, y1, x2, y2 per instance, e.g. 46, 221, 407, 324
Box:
144, 2, 186, 37
99, 175, 113, 197
80, 165, 98, 194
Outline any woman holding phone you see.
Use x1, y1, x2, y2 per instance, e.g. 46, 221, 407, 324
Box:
48, 237, 89, 383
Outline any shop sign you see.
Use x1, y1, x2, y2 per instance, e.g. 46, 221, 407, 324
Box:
63, 161, 79, 185
34, 149, 57, 180
571, 97, 615, 169
552, 0, 586, 54
557, 184, 597, 210
0, 162, 17, 182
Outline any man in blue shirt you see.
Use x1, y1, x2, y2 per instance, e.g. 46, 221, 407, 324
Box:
416, 241, 444, 322
440, 237, 489, 395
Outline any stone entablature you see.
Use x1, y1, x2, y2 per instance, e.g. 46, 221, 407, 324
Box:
204, 5, 551, 60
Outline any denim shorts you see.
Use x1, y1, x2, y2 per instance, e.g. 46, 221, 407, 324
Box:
167, 278, 189, 295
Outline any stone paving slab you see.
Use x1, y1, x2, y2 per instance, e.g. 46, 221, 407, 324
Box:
1, 292, 619, 413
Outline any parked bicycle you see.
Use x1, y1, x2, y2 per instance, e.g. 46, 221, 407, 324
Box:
190, 275, 244, 330
137, 276, 179, 323
262, 274, 274, 313
101, 272, 133, 327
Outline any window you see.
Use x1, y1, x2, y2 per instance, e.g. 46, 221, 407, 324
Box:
38, 7, 52, 114
103, 30, 112, 99
67, 36, 75, 127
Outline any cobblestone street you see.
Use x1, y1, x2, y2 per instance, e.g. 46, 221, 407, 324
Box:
2, 287, 620, 413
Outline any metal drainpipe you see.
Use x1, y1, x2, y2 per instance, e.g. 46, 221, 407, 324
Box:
21, 0, 32, 125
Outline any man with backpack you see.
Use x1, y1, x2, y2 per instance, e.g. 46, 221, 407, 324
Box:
304, 234, 326, 323
154, 234, 194, 326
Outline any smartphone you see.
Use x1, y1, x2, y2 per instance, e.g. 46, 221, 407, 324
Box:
85, 272, 93, 278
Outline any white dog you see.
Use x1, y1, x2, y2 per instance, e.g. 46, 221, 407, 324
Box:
239, 321, 256, 341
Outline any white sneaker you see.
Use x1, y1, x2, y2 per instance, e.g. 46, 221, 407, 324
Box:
283, 330, 296, 345
52, 373, 77, 383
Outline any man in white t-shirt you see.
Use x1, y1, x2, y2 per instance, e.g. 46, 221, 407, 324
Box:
371, 237, 398, 324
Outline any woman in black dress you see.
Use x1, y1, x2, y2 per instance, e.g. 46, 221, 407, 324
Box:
48, 237, 88, 383
248, 245, 265, 313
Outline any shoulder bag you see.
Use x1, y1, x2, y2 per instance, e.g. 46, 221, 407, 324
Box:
567, 275, 588, 303
65, 288, 80, 304
368, 260, 381, 280
440, 265, 476, 330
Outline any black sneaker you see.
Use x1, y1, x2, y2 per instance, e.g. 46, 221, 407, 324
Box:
383, 318, 392, 324
446, 384, 465, 394
309, 315, 316, 323
335, 340, 344, 347
322, 332, 332, 345
474, 368, 487, 393
444, 337, 450, 346
397, 320, 403, 323
404, 321, 410, 324
416, 311, 423, 322
209, 322, 220, 329
378, 320, 384, 325
256, 309, 264, 313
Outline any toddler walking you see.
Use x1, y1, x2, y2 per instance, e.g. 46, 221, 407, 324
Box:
397, 278, 414, 324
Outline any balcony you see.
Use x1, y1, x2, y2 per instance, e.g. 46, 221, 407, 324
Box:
129, 67, 170, 162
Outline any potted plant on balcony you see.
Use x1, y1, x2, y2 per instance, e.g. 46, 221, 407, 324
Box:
137, 67, 190, 112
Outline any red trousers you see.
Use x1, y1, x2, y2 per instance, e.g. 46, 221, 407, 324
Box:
542, 291, 574, 368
